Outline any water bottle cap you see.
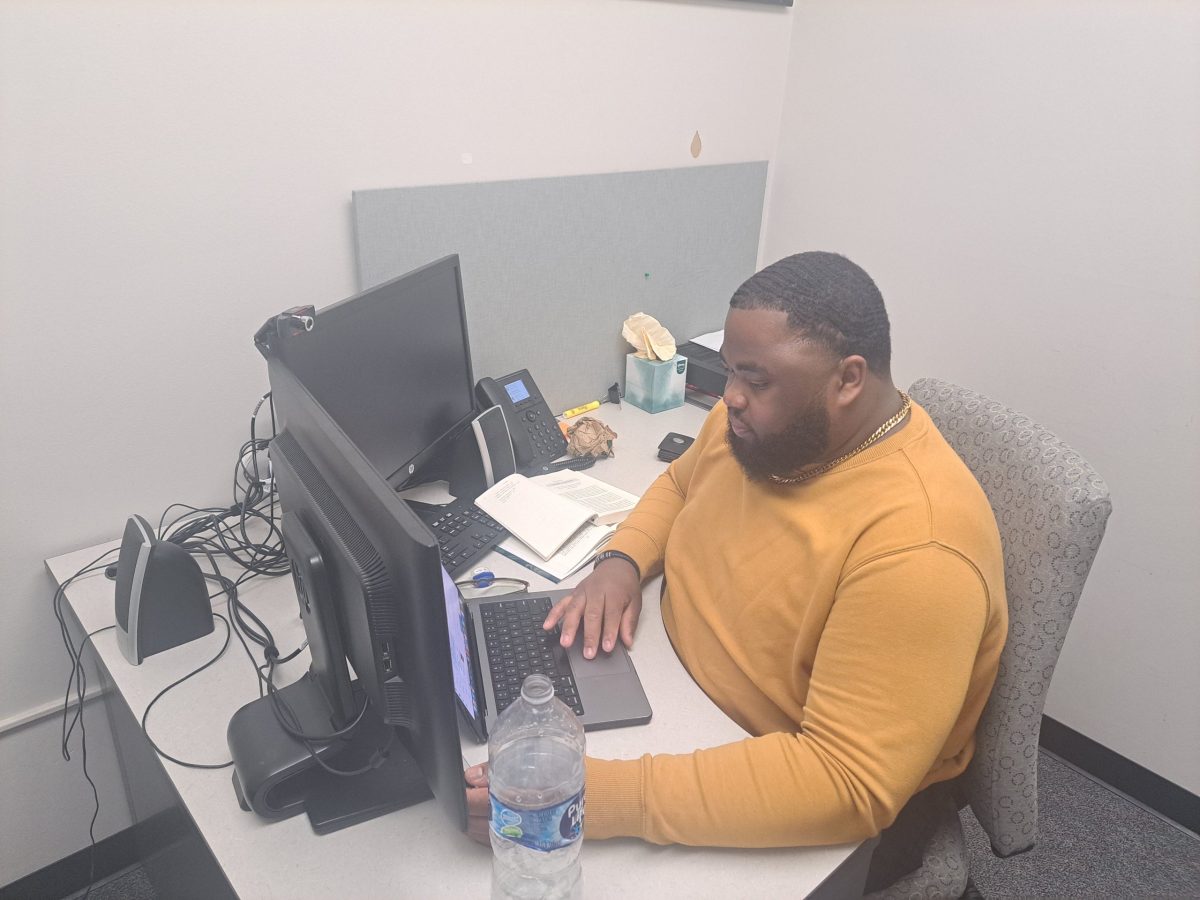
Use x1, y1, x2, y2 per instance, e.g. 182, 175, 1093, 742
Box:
520, 673, 555, 705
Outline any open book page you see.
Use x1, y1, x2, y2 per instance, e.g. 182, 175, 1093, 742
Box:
473, 473, 595, 561
529, 471, 640, 527
494, 521, 616, 583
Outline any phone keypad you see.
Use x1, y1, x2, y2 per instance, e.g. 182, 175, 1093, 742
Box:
524, 409, 566, 461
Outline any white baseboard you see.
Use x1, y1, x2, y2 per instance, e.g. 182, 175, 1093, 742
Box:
0, 686, 108, 738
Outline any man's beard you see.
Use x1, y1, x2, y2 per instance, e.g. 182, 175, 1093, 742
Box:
726, 395, 831, 483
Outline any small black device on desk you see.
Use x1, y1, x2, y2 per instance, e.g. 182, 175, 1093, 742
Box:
657, 432, 695, 462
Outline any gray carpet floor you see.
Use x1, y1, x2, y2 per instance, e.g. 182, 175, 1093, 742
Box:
66, 864, 155, 900
963, 751, 1200, 898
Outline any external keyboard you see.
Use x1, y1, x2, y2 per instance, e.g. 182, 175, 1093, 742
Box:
407, 497, 508, 577
479, 595, 583, 716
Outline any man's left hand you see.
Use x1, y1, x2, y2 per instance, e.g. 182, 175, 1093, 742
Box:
465, 763, 491, 846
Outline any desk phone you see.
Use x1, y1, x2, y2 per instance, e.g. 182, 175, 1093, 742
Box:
475, 370, 569, 474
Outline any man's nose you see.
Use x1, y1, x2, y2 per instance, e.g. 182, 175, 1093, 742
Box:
723, 383, 746, 411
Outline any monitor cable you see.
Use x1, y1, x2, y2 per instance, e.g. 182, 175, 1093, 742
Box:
263, 658, 394, 778
138, 613, 235, 770
52, 547, 123, 900
156, 392, 289, 580
193, 545, 391, 779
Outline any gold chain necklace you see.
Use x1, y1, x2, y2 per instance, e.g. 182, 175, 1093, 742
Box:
767, 390, 912, 486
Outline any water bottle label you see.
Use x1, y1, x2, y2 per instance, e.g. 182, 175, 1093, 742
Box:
489, 789, 584, 852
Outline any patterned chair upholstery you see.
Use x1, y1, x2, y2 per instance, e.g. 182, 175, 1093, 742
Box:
868, 378, 1112, 898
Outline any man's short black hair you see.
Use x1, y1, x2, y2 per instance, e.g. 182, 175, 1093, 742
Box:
729, 251, 891, 374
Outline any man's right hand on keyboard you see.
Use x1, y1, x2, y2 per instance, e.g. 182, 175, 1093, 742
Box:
543, 557, 641, 660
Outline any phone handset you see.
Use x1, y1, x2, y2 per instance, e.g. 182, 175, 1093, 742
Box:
475, 370, 568, 474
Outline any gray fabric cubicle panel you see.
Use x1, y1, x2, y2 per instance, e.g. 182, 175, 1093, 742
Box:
352, 162, 766, 413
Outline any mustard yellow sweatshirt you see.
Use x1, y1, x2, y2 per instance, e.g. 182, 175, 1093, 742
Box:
585, 400, 1006, 847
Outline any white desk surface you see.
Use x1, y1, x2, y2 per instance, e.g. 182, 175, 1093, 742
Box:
49, 401, 860, 899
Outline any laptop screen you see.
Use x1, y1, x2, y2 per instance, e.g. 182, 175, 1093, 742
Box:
439, 565, 480, 720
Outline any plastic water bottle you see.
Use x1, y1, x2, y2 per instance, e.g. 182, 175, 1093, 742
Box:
488, 673, 586, 899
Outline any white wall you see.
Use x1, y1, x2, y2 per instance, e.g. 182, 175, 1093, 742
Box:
0, 0, 792, 882
763, 1, 1200, 792
9, 0, 1193, 884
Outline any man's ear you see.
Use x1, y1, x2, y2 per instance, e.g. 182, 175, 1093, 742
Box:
833, 355, 868, 407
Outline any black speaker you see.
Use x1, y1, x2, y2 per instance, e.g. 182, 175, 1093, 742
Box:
114, 514, 214, 665
471, 404, 517, 488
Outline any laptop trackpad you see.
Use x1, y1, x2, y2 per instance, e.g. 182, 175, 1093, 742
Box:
567, 643, 631, 675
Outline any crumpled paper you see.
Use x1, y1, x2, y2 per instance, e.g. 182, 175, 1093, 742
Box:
622, 312, 677, 361
566, 416, 617, 458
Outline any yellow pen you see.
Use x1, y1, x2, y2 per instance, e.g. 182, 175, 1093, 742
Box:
562, 400, 601, 418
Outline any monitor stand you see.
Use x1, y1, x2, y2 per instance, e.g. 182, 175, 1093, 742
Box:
228, 673, 433, 834
397, 413, 512, 506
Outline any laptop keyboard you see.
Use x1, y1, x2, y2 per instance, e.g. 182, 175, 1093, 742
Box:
409, 498, 508, 577
479, 595, 584, 717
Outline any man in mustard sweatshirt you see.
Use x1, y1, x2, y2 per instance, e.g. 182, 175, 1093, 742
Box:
466, 252, 1006, 883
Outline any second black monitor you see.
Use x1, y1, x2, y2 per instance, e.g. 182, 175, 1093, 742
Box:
273, 254, 476, 489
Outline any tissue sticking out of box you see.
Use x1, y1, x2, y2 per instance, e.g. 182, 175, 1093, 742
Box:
622, 312, 677, 361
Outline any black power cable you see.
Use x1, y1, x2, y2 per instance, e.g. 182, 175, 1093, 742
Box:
138, 614, 234, 769
56, 393, 291, 895
158, 392, 289, 580
264, 656, 392, 779
52, 547, 120, 900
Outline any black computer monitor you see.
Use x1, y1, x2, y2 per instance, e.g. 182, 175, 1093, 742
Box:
271, 254, 476, 489
230, 357, 468, 833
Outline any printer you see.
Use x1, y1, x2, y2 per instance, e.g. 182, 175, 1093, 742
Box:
676, 339, 725, 399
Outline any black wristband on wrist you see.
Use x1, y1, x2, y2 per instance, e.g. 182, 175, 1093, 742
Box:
593, 550, 641, 581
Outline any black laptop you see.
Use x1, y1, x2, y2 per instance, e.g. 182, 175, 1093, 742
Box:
438, 566, 652, 740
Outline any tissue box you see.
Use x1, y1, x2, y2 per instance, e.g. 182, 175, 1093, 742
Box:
625, 353, 688, 414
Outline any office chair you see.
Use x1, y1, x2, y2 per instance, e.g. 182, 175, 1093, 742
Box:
867, 378, 1113, 899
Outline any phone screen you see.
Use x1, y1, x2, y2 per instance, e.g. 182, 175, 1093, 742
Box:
504, 379, 530, 404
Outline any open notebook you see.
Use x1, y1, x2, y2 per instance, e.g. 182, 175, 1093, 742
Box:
473, 471, 638, 561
